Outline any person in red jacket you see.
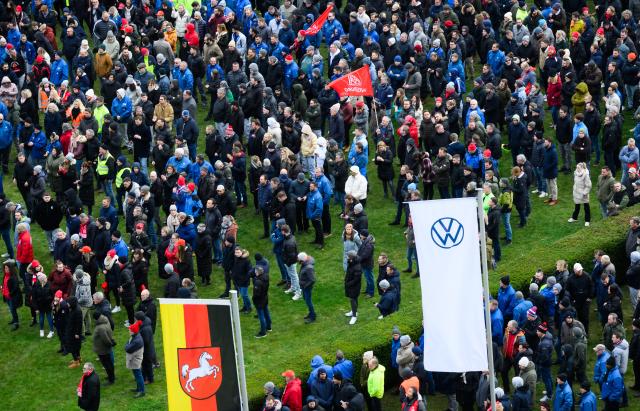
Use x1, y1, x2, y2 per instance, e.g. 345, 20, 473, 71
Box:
48, 260, 73, 298
402, 115, 420, 146
16, 223, 33, 278
184, 23, 199, 48
281, 369, 303, 411
547, 72, 563, 125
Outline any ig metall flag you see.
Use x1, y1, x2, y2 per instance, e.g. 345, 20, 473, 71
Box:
159, 299, 242, 411
409, 198, 488, 372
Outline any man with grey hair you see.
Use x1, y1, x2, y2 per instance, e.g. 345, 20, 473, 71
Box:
212, 87, 230, 136
78, 362, 101, 409
298, 252, 316, 322
93, 291, 114, 330
375, 279, 398, 319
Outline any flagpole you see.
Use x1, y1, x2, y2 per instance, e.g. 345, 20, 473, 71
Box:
229, 290, 249, 411
476, 190, 497, 411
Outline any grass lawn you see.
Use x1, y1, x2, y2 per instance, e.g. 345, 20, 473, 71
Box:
0, 51, 638, 411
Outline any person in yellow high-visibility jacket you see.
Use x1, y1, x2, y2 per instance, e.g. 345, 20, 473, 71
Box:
367, 357, 385, 411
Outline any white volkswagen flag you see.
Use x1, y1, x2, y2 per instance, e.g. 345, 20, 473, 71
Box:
409, 198, 488, 372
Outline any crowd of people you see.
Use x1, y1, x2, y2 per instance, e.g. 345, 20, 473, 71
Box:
0, 0, 640, 409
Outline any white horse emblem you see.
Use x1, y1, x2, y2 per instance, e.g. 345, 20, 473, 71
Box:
181, 351, 220, 393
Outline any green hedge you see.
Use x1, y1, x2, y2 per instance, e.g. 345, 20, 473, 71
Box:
490, 208, 639, 293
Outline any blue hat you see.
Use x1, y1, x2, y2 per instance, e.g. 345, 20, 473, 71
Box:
394, 55, 402, 62
182, 110, 190, 117
538, 19, 546, 27
408, 183, 417, 191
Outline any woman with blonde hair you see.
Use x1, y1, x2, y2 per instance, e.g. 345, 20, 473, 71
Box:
19, 88, 39, 124
66, 99, 86, 129
569, 162, 592, 226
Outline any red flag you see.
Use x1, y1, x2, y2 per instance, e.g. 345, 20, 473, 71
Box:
328, 65, 374, 97
303, 4, 334, 36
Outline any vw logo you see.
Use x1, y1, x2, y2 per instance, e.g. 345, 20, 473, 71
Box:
431, 217, 464, 249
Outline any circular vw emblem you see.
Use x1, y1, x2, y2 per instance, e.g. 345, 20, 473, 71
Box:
431, 217, 464, 249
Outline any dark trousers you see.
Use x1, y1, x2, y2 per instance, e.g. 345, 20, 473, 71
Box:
0, 146, 9, 172
142, 358, 154, 382
492, 236, 501, 262
0, 228, 12, 258
302, 286, 315, 319
105, 288, 120, 307
99, 352, 115, 383
438, 185, 450, 199
604, 400, 620, 411
501, 358, 514, 392
575, 300, 590, 333
295, 201, 308, 231
124, 303, 135, 325
350, 297, 358, 316
311, 218, 323, 245
261, 208, 270, 237
370, 398, 382, 411
223, 270, 232, 293
321, 204, 331, 234
572, 203, 591, 222
634, 359, 640, 388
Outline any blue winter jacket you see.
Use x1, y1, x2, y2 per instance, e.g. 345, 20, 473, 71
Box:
601, 366, 624, 402
491, 308, 504, 346
165, 156, 192, 174
283, 61, 299, 90
310, 378, 334, 409
7, 28, 21, 48
498, 285, 516, 317
112, 239, 128, 259
513, 299, 533, 327
306, 189, 323, 219
177, 68, 194, 93
374, 83, 394, 109
18, 41, 36, 65
0, 121, 13, 150
28, 131, 47, 159
322, 19, 344, 45
111, 96, 132, 121
270, 227, 284, 254
594, 351, 611, 385
314, 174, 333, 204
540, 286, 556, 317
579, 391, 597, 411
487, 49, 506, 77
50, 59, 69, 87
257, 183, 272, 210
333, 358, 354, 381
553, 381, 573, 411
307, 355, 334, 386
177, 222, 197, 248
391, 336, 401, 368
447, 60, 466, 81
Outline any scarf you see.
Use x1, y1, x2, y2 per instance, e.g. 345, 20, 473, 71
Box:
77, 370, 92, 397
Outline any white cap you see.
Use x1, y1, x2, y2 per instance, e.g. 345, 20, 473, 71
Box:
574, 262, 583, 271
518, 357, 529, 368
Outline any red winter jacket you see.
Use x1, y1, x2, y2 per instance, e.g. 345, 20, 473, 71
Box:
16, 231, 33, 264
185, 23, 199, 47
547, 78, 563, 107
281, 378, 302, 411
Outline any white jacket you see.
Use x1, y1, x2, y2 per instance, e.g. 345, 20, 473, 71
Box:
345, 173, 368, 200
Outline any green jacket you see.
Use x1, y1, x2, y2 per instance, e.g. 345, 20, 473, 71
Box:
498, 189, 513, 213
367, 364, 385, 399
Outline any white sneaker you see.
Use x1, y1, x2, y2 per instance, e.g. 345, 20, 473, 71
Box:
568, 218, 577, 223
40, 330, 44, 338
284, 288, 294, 294
124, 320, 130, 327
540, 395, 549, 403
539, 192, 548, 198
585, 222, 590, 227
344, 311, 353, 317
531, 189, 538, 194
111, 306, 121, 313
349, 316, 357, 325
47, 331, 54, 339
292, 293, 301, 301
378, 315, 384, 320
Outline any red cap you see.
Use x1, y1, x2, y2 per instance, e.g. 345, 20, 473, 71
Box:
141, 47, 149, 56
298, 30, 306, 37
129, 320, 142, 333
80, 246, 92, 253
141, 284, 146, 291
483, 149, 492, 158
31, 260, 40, 268
118, 3, 125, 9
285, 54, 293, 62
55, 290, 63, 298
135, 223, 144, 230
226, 125, 234, 135
107, 249, 117, 258
121, 18, 128, 26
6, 44, 13, 50
444, 20, 454, 28
157, 10, 164, 16
35, 55, 44, 64
582, 6, 589, 12
177, 175, 186, 186
281, 370, 295, 378
101, 281, 108, 289
435, 97, 443, 103
414, 44, 422, 52
571, 31, 580, 39
124, 25, 134, 34
356, 101, 364, 108
16, 5, 22, 12
187, 182, 196, 192
596, 27, 604, 35
176, 239, 186, 247
468, 143, 477, 152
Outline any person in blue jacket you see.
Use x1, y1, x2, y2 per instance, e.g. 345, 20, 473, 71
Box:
307, 355, 334, 385
303, 14, 322, 48
593, 344, 612, 389
0, 114, 13, 173
176, 61, 194, 93
490, 299, 504, 346
487, 43, 506, 77
387, 56, 408, 91
28, 123, 47, 167
391, 326, 401, 370
283, 55, 298, 91
176, 213, 197, 248
512, 292, 533, 327
333, 350, 354, 381
498, 275, 516, 321
578, 381, 597, 411
306, 181, 324, 246
17, 36, 36, 68
111, 230, 129, 259
601, 356, 624, 409
376, 279, 398, 318
553, 373, 574, 411
50, 53, 69, 87
310, 373, 334, 409
313, 167, 332, 235
112, 89, 132, 126
322, 11, 344, 45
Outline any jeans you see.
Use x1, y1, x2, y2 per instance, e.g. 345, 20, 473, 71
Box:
275, 253, 288, 282
102, 180, 116, 207
256, 305, 272, 333
406, 246, 418, 271
215, 122, 227, 138
285, 264, 300, 292
213, 238, 222, 263
334, 191, 345, 210
234, 180, 247, 206
1, 228, 13, 258
138, 157, 149, 176
493, 237, 501, 262
538, 365, 553, 395
551, 106, 559, 125
132, 368, 145, 393
7, 300, 18, 324
438, 186, 450, 199
303, 286, 316, 319
239, 286, 251, 310
301, 155, 315, 174
630, 286, 639, 312
363, 267, 374, 296
534, 167, 547, 192
626, 84, 638, 109
501, 212, 512, 241
39, 310, 53, 331
45, 230, 56, 252
600, 201, 609, 218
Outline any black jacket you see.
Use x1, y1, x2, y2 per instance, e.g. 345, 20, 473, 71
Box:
136, 297, 157, 333
252, 272, 269, 308
78, 370, 100, 411
345, 257, 363, 299
282, 234, 298, 265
